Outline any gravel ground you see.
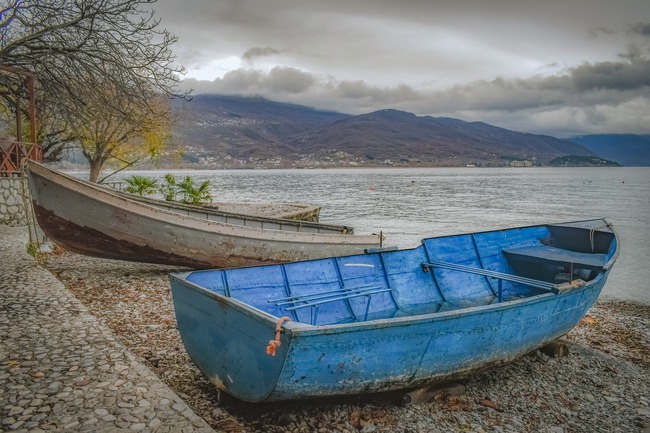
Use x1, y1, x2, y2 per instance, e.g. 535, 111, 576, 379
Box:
41, 250, 650, 433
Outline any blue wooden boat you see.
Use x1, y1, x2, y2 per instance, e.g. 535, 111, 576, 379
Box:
169, 219, 619, 402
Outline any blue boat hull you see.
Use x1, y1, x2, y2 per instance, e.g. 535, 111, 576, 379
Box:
170, 219, 618, 402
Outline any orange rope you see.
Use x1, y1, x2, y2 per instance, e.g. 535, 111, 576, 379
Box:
266, 316, 292, 356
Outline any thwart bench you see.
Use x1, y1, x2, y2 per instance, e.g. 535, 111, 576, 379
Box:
502, 245, 608, 268
422, 244, 609, 301
268, 245, 609, 324
421, 260, 585, 301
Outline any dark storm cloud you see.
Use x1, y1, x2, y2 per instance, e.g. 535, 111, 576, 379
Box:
410, 57, 650, 136
417, 58, 650, 116
335, 81, 419, 102
265, 67, 315, 93
630, 22, 650, 37
571, 59, 650, 91
242, 47, 281, 62
186, 56, 650, 110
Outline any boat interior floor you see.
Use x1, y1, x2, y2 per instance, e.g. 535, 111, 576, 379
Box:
186, 225, 614, 327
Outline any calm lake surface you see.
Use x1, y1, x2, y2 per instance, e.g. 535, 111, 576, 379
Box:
112, 167, 650, 304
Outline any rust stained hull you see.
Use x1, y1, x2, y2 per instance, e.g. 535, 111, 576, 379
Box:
25, 162, 381, 268
32, 204, 233, 268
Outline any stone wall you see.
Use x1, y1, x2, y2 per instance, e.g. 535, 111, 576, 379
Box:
0, 177, 28, 226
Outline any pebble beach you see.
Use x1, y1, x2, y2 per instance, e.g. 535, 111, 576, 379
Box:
2, 225, 649, 433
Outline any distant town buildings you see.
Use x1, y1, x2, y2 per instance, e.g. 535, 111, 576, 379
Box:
509, 160, 533, 167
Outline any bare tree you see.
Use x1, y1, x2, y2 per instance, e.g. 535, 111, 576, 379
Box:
68, 76, 172, 182
0, 0, 189, 179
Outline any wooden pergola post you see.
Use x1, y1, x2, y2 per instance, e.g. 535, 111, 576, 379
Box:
0, 64, 41, 175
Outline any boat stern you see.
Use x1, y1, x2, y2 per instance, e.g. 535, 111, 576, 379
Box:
169, 272, 291, 402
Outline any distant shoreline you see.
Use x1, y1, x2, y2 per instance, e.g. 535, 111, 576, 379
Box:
49, 163, 648, 173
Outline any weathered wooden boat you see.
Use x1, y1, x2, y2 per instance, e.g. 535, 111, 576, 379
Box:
169, 219, 619, 402
25, 162, 381, 268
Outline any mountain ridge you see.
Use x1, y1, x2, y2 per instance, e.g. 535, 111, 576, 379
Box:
171, 95, 602, 168
567, 134, 650, 167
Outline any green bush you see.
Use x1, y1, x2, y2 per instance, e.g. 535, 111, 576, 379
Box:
177, 176, 212, 205
159, 174, 212, 205
124, 175, 158, 196
159, 173, 178, 201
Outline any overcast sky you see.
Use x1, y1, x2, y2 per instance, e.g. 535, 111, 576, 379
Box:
153, 0, 650, 137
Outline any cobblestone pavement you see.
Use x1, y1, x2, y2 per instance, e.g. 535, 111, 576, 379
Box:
0, 226, 216, 433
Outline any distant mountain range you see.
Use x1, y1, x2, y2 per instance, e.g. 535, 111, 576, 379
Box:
566, 134, 650, 167
170, 95, 640, 168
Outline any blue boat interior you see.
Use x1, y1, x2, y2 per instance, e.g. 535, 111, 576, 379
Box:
184, 221, 617, 326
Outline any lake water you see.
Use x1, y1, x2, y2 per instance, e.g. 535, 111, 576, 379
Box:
112, 167, 650, 304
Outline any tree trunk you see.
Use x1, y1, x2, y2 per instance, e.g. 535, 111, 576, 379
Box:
88, 157, 105, 183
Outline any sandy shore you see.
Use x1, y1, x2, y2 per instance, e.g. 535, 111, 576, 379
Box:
41, 250, 649, 433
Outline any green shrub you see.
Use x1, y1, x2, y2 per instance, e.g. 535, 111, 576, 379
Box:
177, 176, 212, 205
159, 173, 179, 201
124, 175, 158, 196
